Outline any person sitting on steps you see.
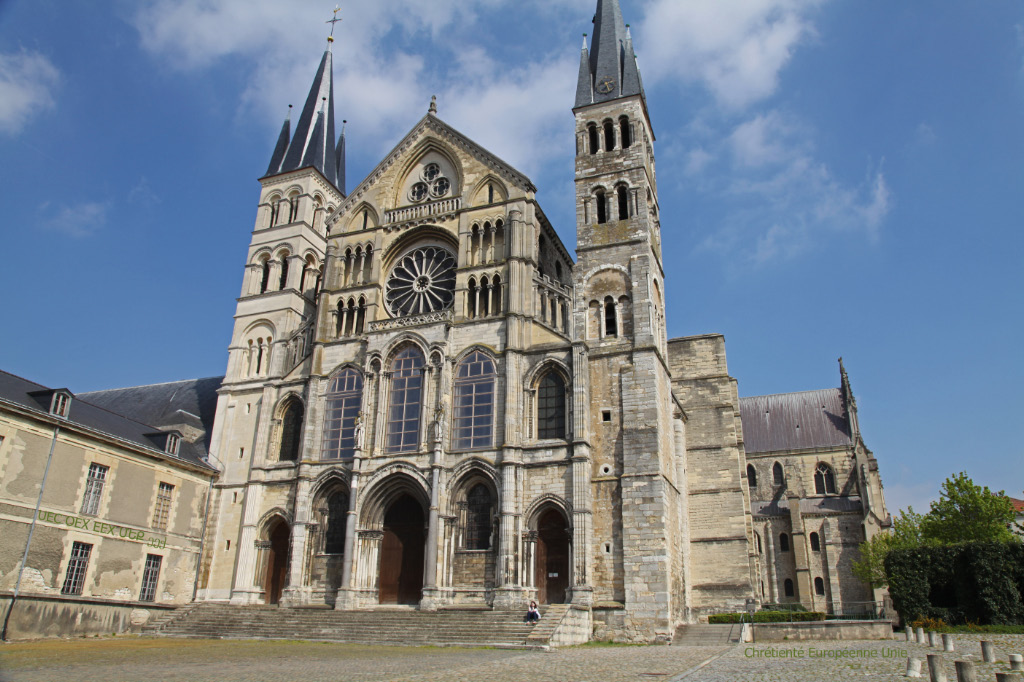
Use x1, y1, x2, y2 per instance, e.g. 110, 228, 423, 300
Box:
526, 601, 541, 624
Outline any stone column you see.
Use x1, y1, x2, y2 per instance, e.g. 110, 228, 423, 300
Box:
281, 475, 313, 606
492, 461, 522, 609
336, 426, 364, 610
230, 484, 266, 604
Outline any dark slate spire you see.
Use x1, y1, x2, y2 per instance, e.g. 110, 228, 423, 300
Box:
266, 107, 291, 176
575, 0, 646, 107
574, 35, 593, 108
267, 49, 340, 188
335, 121, 346, 195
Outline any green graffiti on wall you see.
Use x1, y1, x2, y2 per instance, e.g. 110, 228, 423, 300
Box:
36, 510, 167, 549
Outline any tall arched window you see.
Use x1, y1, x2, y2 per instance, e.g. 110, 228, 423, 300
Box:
604, 296, 617, 337
810, 531, 821, 552
773, 462, 785, 487
324, 491, 348, 554
464, 484, 493, 550
779, 533, 790, 552
747, 464, 757, 489
784, 579, 794, 597
814, 577, 825, 595
754, 531, 762, 554
278, 253, 290, 290
537, 371, 566, 440
385, 347, 425, 453
259, 257, 271, 294
587, 123, 599, 154
279, 398, 304, 462
814, 462, 837, 495
619, 116, 631, 148
322, 368, 363, 460
617, 185, 628, 220
453, 351, 496, 450
467, 277, 478, 319
491, 275, 502, 315
596, 189, 607, 224
603, 119, 614, 151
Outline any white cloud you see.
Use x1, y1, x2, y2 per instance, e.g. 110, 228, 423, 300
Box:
40, 202, 109, 238
0, 50, 60, 135
696, 110, 890, 264
639, 0, 824, 109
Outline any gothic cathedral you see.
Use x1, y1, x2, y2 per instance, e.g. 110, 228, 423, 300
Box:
196, 0, 890, 641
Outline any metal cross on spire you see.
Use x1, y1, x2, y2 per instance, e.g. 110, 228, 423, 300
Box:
326, 5, 342, 43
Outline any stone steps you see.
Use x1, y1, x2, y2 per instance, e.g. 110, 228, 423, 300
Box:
146, 602, 547, 648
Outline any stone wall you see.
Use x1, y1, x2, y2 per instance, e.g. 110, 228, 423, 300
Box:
0, 592, 176, 640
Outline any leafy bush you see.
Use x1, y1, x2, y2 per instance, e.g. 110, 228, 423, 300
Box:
887, 541, 1024, 626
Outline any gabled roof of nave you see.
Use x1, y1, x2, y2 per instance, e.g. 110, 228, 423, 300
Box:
739, 388, 853, 455
328, 109, 538, 227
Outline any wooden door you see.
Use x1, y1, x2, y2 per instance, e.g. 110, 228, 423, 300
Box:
378, 495, 425, 604
265, 522, 290, 605
536, 509, 570, 604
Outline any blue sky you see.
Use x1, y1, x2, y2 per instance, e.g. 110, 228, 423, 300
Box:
1, 0, 1021, 514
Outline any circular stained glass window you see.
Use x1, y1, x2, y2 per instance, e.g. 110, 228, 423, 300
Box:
410, 182, 429, 202
431, 177, 450, 197
385, 246, 457, 316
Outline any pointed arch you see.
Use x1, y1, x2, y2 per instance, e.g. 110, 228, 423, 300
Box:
393, 140, 464, 207
358, 465, 431, 529
452, 350, 497, 450
814, 462, 837, 495
276, 393, 305, 462
322, 365, 363, 460
470, 174, 509, 206
384, 344, 426, 453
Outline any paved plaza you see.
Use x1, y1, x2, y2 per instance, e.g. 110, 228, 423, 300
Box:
1, 633, 1022, 682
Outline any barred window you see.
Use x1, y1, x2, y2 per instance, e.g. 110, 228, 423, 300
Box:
536, 372, 566, 440
322, 368, 363, 459
453, 351, 495, 450
152, 482, 174, 531
139, 554, 162, 602
814, 462, 836, 495
464, 484, 493, 550
80, 463, 108, 516
385, 347, 424, 453
61, 541, 92, 595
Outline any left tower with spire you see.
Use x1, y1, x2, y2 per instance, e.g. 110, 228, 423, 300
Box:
200, 26, 346, 604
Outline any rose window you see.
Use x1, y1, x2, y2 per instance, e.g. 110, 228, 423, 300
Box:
408, 163, 452, 203
385, 246, 457, 316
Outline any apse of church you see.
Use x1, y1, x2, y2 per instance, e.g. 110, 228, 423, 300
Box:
195, 0, 889, 643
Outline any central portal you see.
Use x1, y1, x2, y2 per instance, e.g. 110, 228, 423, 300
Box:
378, 494, 425, 604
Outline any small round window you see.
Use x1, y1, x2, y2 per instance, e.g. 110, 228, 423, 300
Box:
431, 178, 450, 197
409, 163, 451, 203
410, 182, 429, 202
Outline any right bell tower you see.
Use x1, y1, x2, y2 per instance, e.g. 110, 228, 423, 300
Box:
572, 0, 686, 639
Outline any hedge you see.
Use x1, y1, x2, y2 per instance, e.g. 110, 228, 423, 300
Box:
709, 610, 825, 624
886, 541, 1024, 626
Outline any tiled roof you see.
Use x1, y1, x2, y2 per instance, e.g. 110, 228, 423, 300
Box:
0, 370, 216, 472
740, 388, 852, 454
1009, 497, 1024, 513
79, 377, 222, 460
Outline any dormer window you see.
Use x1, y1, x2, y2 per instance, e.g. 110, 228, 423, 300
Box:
166, 433, 180, 455
50, 392, 71, 418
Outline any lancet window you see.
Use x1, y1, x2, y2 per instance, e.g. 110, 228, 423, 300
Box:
385, 347, 425, 453
453, 351, 496, 450
322, 368, 363, 460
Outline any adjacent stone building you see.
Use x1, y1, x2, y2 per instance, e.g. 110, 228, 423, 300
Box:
0, 0, 891, 642
0, 371, 218, 639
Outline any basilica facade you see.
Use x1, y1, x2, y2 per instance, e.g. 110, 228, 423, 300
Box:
186, 0, 891, 641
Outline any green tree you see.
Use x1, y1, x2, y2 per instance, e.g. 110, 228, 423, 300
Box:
853, 507, 927, 588
920, 472, 1018, 544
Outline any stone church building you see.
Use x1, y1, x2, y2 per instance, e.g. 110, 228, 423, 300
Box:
7, 0, 889, 642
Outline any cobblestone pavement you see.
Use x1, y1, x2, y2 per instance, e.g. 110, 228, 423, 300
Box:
0, 637, 723, 682
1, 634, 1022, 682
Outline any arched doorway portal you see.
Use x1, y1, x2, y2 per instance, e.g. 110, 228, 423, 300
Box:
379, 494, 425, 604
535, 508, 570, 604
264, 520, 291, 605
